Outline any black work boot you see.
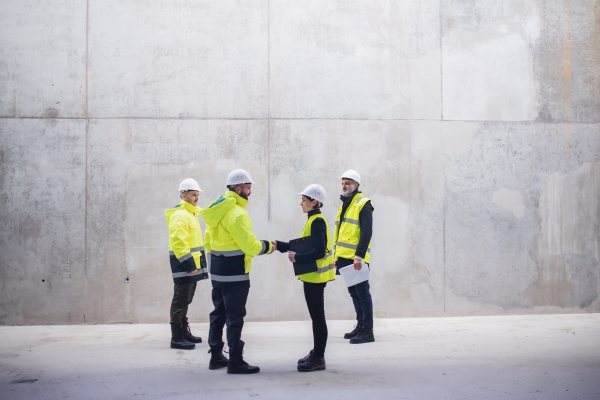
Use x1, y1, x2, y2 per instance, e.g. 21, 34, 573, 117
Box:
298, 350, 314, 365
208, 345, 229, 370
227, 343, 260, 375
297, 355, 326, 372
181, 317, 202, 343
344, 324, 362, 339
349, 327, 375, 344
170, 324, 195, 350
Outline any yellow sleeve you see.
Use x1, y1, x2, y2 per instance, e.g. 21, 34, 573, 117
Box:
169, 212, 192, 261
228, 212, 270, 256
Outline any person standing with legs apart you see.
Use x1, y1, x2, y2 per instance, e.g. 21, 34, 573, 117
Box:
165, 178, 209, 350
275, 184, 335, 372
200, 169, 275, 374
334, 170, 375, 344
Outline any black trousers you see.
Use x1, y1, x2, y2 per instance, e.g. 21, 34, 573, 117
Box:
347, 279, 373, 330
208, 287, 249, 357
303, 281, 328, 358
170, 282, 197, 325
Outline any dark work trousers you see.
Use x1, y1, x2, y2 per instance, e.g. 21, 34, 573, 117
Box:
170, 282, 197, 325
208, 287, 249, 357
303, 281, 328, 358
347, 280, 373, 330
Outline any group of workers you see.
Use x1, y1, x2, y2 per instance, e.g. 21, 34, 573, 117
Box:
165, 168, 375, 374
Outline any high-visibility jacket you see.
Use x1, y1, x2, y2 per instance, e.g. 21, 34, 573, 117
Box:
199, 191, 272, 289
165, 200, 208, 284
298, 214, 336, 284
333, 193, 373, 264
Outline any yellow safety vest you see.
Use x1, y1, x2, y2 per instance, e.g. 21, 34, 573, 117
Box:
298, 214, 336, 284
333, 193, 373, 263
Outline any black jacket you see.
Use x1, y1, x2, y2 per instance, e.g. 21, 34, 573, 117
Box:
276, 209, 327, 264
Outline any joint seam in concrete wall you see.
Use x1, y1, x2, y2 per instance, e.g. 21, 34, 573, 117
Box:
2, 117, 599, 124
84, 0, 89, 278
439, 0, 443, 122
267, 0, 271, 222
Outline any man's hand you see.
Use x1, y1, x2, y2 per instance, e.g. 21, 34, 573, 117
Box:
268, 241, 277, 254
287, 251, 296, 262
353, 258, 362, 271
188, 269, 198, 276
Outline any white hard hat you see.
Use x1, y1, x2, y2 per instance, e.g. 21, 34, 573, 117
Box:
340, 169, 361, 184
299, 184, 327, 204
179, 178, 202, 193
226, 169, 255, 186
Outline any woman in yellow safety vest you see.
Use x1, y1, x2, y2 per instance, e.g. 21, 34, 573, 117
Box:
275, 184, 335, 372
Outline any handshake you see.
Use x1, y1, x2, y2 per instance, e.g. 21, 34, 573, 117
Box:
268, 241, 277, 254
267, 240, 300, 263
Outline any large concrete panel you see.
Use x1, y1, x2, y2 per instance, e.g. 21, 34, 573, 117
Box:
444, 121, 600, 314
442, 0, 600, 122
270, 0, 441, 119
86, 118, 269, 323
0, 119, 86, 324
0, 0, 87, 118
88, 0, 269, 118
268, 119, 445, 320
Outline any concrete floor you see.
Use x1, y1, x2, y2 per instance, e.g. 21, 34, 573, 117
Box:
0, 314, 599, 400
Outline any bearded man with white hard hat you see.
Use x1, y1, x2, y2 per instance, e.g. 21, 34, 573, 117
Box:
333, 169, 375, 344
200, 169, 276, 374
164, 178, 208, 350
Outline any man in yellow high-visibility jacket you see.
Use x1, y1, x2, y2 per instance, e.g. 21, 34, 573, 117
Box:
200, 169, 275, 374
333, 169, 375, 344
165, 178, 208, 350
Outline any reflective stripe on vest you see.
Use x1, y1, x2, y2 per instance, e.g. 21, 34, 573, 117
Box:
169, 246, 205, 257
212, 249, 245, 257
176, 252, 193, 263
298, 214, 335, 283
172, 268, 208, 278
210, 274, 250, 282
315, 263, 334, 274
334, 194, 373, 263
334, 217, 360, 226
336, 242, 371, 252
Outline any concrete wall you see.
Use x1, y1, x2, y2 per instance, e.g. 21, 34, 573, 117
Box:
1, 0, 599, 325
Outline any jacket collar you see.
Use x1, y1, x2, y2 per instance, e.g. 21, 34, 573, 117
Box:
180, 200, 201, 216
307, 209, 322, 218
224, 190, 248, 209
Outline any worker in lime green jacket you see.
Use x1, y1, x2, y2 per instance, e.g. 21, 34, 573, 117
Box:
165, 178, 208, 350
200, 169, 275, 375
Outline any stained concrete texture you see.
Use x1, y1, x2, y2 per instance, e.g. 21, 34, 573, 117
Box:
0, 315, 599, 400
88, 0, 269, 118
270, 0, 442, 119
1, 0, 600, 325
443, 0, 600, 122
0, 0, 87, 118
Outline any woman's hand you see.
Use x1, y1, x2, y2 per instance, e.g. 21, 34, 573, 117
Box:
287, 251, 296, 262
